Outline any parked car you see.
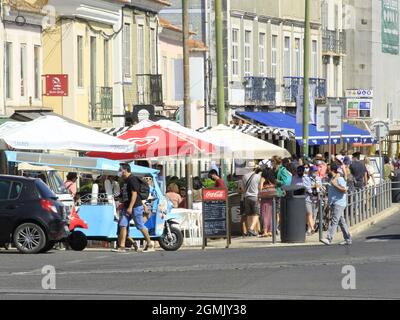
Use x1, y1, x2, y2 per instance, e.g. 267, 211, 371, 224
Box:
0, 175, 68, 254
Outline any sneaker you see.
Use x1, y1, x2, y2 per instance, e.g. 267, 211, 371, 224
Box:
247, 230, 258, 237
111, 248, 128, 253
339, 240, 352, 246
143, 243, 155, 253
320, 238, 331, 246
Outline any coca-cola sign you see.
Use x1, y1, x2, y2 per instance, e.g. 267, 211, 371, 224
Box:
203, 189, 227, 201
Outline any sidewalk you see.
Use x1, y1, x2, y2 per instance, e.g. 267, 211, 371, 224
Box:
198, 203, 400, 250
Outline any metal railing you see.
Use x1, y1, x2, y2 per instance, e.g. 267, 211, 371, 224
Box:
343, 180, 392, 228
89, 87, 113, 123
136, 74, 163, 106
322, 30, 346, 55
244, 76, 276, 105
283, 77, 326, 102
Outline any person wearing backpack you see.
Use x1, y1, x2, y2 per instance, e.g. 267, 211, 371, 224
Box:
113, 163, 153, 253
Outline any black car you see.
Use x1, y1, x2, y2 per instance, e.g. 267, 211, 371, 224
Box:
0, 175, 68, 254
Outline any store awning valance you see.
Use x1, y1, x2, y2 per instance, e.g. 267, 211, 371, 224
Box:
237, 111, 375, 146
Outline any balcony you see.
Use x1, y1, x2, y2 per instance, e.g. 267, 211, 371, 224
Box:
89, 87, 113, 123
283, 77, 326, 102
244, 76, 276, 105
322, 29, 346, 55
137, 74, 163, 106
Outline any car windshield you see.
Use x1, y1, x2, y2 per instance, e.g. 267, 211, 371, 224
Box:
35, 179, 58, 200
48, 171, 68, 194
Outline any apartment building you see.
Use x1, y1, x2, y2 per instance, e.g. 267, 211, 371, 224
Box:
205, 0, 323, 125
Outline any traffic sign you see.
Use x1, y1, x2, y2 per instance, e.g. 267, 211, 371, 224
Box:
317, 104, 343, 132
372, 121, 389, 140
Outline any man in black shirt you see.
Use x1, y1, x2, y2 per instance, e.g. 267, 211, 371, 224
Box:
350, 152, 368, 189
113, 163, 154, 253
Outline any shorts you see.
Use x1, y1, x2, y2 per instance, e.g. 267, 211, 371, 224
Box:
118, 206, 145, 230
244, 197, 260, 216
305, 201, 318, 218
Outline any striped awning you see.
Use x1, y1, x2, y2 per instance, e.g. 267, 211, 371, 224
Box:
101, 126, 131, 137
197, 124, 295, 141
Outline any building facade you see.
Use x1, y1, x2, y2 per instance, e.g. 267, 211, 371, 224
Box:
1, 1, 45, 118
159, 18, 207, 129
206, 0, 323, 125
343, 0, 400, 153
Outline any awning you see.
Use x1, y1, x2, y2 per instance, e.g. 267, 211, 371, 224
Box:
198, 123, 295, 141
4, 151, 159, 176
238, 112, 375, 146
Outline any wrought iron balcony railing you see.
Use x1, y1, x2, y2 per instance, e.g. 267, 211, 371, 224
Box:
283, 77, 326, 102
244, 76, 276, 105
137, 74, 163, 106
322, 29, 346, 55
89, 87, 113, 123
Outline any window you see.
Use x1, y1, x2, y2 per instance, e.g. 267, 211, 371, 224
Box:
244, 30, 252, 76
271, 35, 277, 78
5, 42, 12, 99
259, 33, 265, 76
295, 38, 301, 77
162, 56, 168, 100
150, 28, 157, 74
312, 40, 318, 77
0, 180, 11, 200
34, 46, 40, 99
284, 36, 291, 77
232, 28, 239, 76
10, 182, 23, 200
123, 23, 131, 79
20, 44, 27, 97
137, 25, 145, 74
77, 36, 83, 87
104, 39, 109, 87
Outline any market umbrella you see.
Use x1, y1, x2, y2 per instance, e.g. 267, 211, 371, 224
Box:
200, 124, 291, 159
88, 120, 216, 160
0, 115, 136, 153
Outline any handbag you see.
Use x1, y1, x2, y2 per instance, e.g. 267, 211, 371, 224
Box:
259, 185, 278, 199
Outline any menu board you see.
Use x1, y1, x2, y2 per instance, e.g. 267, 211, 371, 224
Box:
202, 188, 228, 242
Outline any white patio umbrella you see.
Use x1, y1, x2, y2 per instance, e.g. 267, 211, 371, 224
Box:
201, 124, 291, 160
0, 115, 136, 153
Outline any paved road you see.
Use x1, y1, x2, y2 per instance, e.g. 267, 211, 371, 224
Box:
0, 211, 400, 300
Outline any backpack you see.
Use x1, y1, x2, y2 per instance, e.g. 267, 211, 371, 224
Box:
137, 178, 150, 201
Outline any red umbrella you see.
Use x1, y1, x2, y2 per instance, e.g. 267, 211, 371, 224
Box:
88, 120, 215, 160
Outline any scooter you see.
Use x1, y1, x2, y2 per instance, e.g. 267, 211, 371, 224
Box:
66, 207, 89, 251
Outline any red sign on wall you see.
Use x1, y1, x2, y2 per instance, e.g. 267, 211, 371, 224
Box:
44, 74, 68, 96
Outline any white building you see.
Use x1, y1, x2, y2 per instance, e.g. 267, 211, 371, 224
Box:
1, 3, 45, 118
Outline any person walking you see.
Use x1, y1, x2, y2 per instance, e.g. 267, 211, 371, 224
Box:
320, 163, 352, 246
259, 168, 278, 237
350, 152, 368, 190
242, 167, 262, 236
303, 166, 322, 236
113, 163, 154, 253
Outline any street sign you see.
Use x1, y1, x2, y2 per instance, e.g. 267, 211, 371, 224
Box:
372, 121, 389, 140
346, 99, 372, 119
317, 104, 343, 132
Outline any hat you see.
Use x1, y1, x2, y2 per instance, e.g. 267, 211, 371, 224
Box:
315, 154, 324, 160
336, 155, 344, 163
343, 156, 351, 165
310, 165, 318, 172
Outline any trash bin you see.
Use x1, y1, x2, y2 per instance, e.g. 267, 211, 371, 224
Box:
280, 185, 307, 243
392, 170, 400, 203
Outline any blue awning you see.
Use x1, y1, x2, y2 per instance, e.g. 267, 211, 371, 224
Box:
237, 112, 375, 146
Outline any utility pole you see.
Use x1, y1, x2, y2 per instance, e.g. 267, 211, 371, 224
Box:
182, 0, 193, 209
215, 0, 225, 125
302, 0, 311, 157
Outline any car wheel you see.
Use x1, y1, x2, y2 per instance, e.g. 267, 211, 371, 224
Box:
13, 223, 46, 254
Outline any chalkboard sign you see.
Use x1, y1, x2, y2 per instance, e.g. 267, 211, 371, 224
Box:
202, 188, 230, 248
